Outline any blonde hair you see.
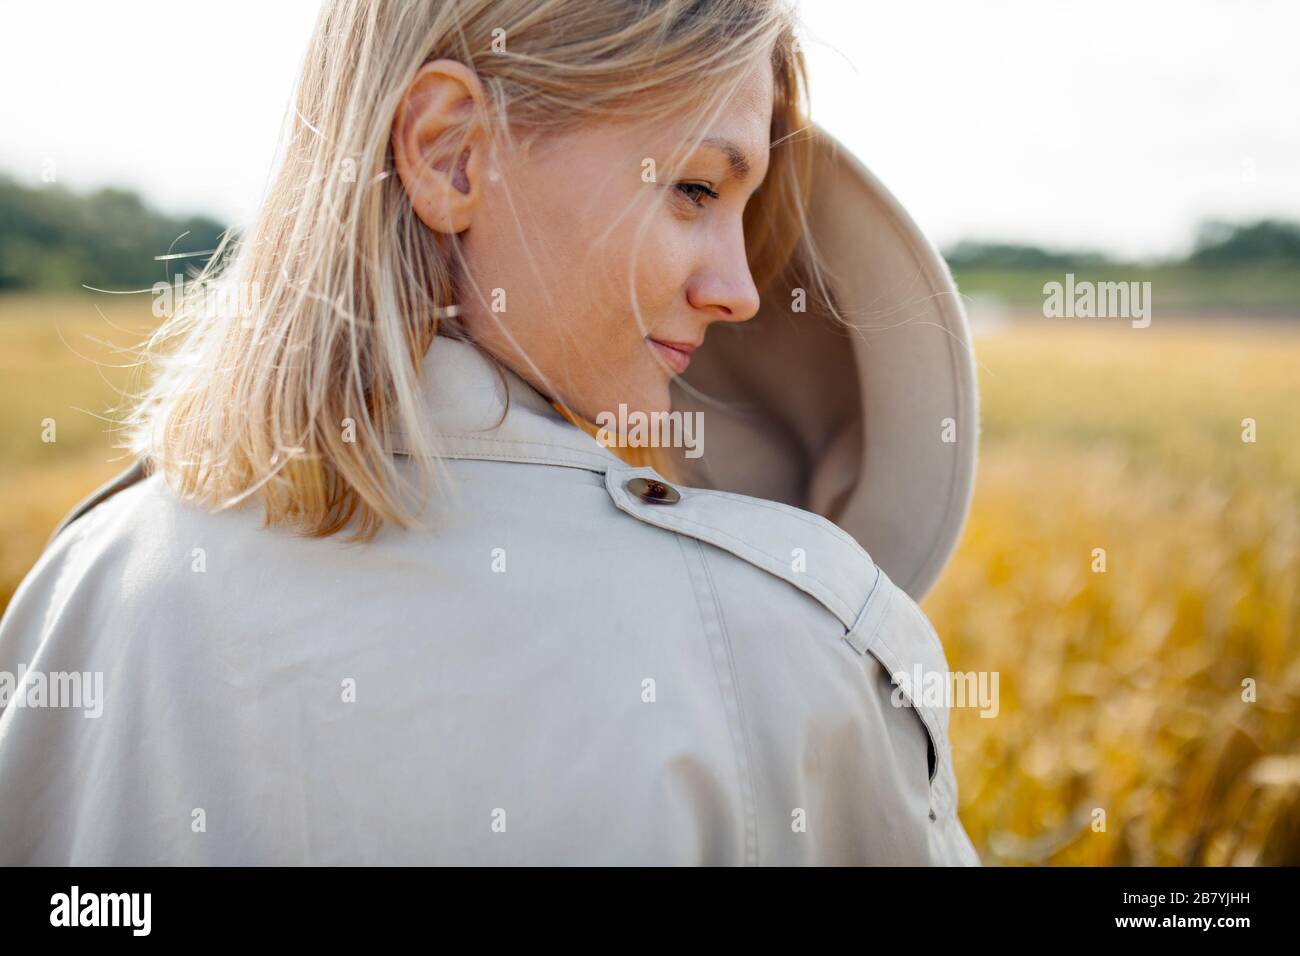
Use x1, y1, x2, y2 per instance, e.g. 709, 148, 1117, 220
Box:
124, 0, 835, 540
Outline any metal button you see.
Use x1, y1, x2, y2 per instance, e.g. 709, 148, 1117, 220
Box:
626, 477, 680, 505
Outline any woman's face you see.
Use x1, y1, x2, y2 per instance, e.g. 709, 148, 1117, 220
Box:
393, 59, 774, 424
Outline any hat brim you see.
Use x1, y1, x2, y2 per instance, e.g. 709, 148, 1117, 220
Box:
666, 123, 979, 602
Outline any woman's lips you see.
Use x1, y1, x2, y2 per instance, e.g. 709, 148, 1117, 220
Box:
648, 338, 697, 374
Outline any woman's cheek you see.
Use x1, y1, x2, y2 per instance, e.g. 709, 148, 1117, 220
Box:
635, 227, 693, 303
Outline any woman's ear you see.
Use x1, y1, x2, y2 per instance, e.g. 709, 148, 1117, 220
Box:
391, 59, 490, 234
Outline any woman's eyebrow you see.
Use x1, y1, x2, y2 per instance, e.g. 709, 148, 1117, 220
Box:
698, 137, 754, 182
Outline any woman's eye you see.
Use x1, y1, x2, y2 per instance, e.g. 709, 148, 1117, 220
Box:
674, 182, 720, 206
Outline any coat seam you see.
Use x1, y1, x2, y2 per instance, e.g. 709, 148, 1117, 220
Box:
419, 439, 614, 472
400, 431, 619, 470
683, 488, 872, 556
676, 534, 760, 866
696, 538, 761, 867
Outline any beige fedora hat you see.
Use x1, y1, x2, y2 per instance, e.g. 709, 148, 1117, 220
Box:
664, 123, 979, 602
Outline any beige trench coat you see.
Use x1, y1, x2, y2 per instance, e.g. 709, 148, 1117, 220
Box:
0, 333, 981, 865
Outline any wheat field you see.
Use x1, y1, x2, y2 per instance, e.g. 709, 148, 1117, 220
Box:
2, 294, 1298, 864
930, 315, 1300, 865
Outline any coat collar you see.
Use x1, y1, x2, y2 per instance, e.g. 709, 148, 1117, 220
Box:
389, 333, 623, 474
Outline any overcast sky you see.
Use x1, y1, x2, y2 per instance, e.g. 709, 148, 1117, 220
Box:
2, 0, 1297, 258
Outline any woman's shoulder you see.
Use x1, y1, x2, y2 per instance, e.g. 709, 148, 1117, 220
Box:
5, 451, 913, 656
11, 454, 902, 640
7, 470, 221, 605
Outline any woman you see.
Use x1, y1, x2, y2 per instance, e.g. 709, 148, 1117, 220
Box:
0, 0, 980, 865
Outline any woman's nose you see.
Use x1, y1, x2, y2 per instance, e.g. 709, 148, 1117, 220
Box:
687, 227, 761, 323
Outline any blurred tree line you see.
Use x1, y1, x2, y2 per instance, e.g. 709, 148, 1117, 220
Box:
944, 219, 1300, 270
0, 175, 227, 292
944, 219, 1300, 314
